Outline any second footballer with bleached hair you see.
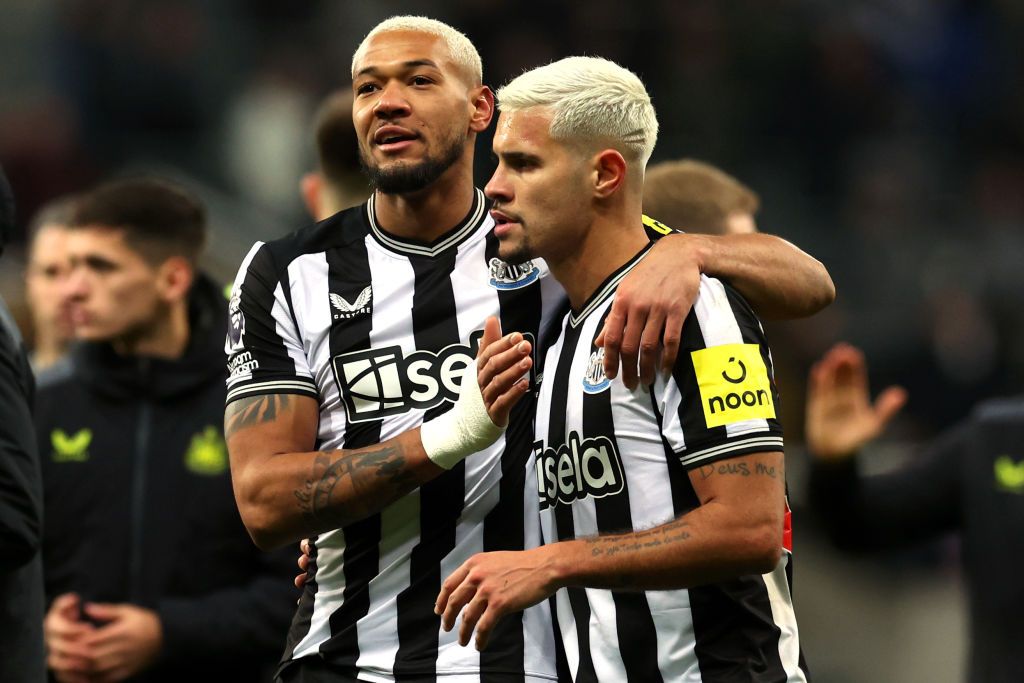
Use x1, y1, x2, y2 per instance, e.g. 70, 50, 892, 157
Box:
436, 56, 810, 682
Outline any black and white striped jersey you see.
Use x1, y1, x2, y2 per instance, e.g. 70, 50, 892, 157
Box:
534, 246, 808, 682
226, 190, 562, 682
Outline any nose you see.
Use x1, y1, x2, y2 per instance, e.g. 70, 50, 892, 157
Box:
62, 266, 90, 302
373, 81, 411, 119
484, 166, 511, 204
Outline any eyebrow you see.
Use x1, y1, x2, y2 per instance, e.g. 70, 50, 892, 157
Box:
354, 59, 441, 78
498, 151, 542, 165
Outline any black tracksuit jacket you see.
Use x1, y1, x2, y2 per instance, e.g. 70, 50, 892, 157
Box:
36, 276, 295, 682
809, 397, 1024, 683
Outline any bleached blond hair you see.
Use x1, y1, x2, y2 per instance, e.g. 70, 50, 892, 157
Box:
351, 16, 483, 87
496, 56, 658, 166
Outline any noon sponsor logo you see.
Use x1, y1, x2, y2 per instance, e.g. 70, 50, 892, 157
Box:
691, 343, 776, 428
534, 432, 624, 509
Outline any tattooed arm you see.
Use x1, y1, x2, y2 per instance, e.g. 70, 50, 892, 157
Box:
226, 318, 532, 550
436, 450, 785, 649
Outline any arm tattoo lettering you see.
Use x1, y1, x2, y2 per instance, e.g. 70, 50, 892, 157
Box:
698, 459, 779, 479
225, 394, 292, 436
294, 445, 419, 527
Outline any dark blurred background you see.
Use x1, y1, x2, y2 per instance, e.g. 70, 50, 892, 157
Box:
3, 1, 1022, 679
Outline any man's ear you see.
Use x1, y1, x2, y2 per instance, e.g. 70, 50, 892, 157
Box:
592, 149, 627, 199
300, 172, 325, 221
157, 257, 195, 304
469, 86, 495, 134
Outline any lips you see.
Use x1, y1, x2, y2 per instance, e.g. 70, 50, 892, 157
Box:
490, 208, 521, 237
373, 125, 418, 147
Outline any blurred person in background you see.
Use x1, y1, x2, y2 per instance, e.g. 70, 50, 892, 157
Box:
24, 195, 77, 372
805, 342, 1024, 682
0, 166, 47, 682
37, 178, 294, 683
299, 90, 370, 221
642, 158, 760, 235
229, 15, 834, 683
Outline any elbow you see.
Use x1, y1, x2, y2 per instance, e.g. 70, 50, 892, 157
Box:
233, 472, 290, 551
809, 261, 837, 313
738, 519, 785, 575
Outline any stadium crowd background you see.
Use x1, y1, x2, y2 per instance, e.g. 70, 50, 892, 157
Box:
2, 1, 1023, 680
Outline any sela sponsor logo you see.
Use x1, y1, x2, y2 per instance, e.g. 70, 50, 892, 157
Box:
332, 330, 534, 422
488, 258, 540, 290
582, 347, 610, 394
534, 432, 624, 510
691, 343, 775, 428
330, 286, 372, 320
225, 289, 246, 354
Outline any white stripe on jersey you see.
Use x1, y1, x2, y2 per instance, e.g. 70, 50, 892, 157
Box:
764, 554, 808, 682
692, 277, 771, 440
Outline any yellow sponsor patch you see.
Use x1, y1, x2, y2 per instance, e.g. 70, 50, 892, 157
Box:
642, 214, 673, 235
691, 343, 775, 428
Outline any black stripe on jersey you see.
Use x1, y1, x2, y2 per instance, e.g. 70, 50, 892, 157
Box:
478, 232, 545, 681
229, 244, 318, 403
689, 576, 787, 682
393, 252, 466, 680
545, 320, 599, 683
582, 314, 663, 683
648, 385, 701, 518
319, 240, 384, 676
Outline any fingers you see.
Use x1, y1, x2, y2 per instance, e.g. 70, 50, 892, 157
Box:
599, 303, 625, 380
438, 565, 473, 630
617, 306, 648, 390
477, 316, 502, 366
660, 309, 684, 375
637, 308, 665, 387
295, 553, 310, 588
457, 596, 488, 648
82, 602, 121, 624
300, 538, 310, 556
478, 336, 532, 428
874, 385, 908, 425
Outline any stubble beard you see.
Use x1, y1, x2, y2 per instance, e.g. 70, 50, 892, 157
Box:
360, 131, 466, 195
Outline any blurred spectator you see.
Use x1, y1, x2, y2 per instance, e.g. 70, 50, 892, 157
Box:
36, 178, 294, 683
642, 158, 760, 234
24, 195, 77, 372
0, 165, 46, 682
299, 90, 370, 221
805, 342, 1024, 682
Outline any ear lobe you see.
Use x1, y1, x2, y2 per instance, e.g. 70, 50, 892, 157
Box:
593, 150, 627, 198
301, 173, 323, 221
159, 257, 195, 304
469, 86, 495, 133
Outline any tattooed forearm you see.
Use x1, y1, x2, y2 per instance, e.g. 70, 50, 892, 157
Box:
294, 444, 420, 527
585, 518, 692, 557
698, 459, 780, 480
225, 394, 292, 435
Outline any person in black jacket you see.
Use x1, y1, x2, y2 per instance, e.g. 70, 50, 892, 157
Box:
37, 178, 294, 683
805, 342, 1024, 683
1, 166, 47, 683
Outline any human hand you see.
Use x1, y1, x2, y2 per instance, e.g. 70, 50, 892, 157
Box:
597, 233, 700, 389
44, 593, 95, 683
475, 316, 532, 428
805, 343, 907, 459
295, 537, 312, 589
78, 602, 163, 683
435, 547, 555, 651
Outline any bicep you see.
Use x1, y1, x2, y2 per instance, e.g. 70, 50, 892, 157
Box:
225, 393, 320, 471
688, 451, 786, 517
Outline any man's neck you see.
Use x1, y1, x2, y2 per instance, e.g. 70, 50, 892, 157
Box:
371, 161, 476, 243
548, 205, 649, 312
111, 303, 190, 360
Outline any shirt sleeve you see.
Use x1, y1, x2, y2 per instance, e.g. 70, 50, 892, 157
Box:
657, 275, 784, 470
225, 242, 318, 405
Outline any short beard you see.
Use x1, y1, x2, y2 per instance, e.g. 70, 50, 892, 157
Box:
360, 135, 465, 195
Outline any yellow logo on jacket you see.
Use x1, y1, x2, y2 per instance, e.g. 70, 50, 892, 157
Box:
692, 343, 775, 428
51, 428, 92, 462
184, 426, 228, 476
995, 456, 1024, 494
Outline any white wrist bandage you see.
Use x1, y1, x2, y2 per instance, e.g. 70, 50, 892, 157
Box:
420, 359, 505, 469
